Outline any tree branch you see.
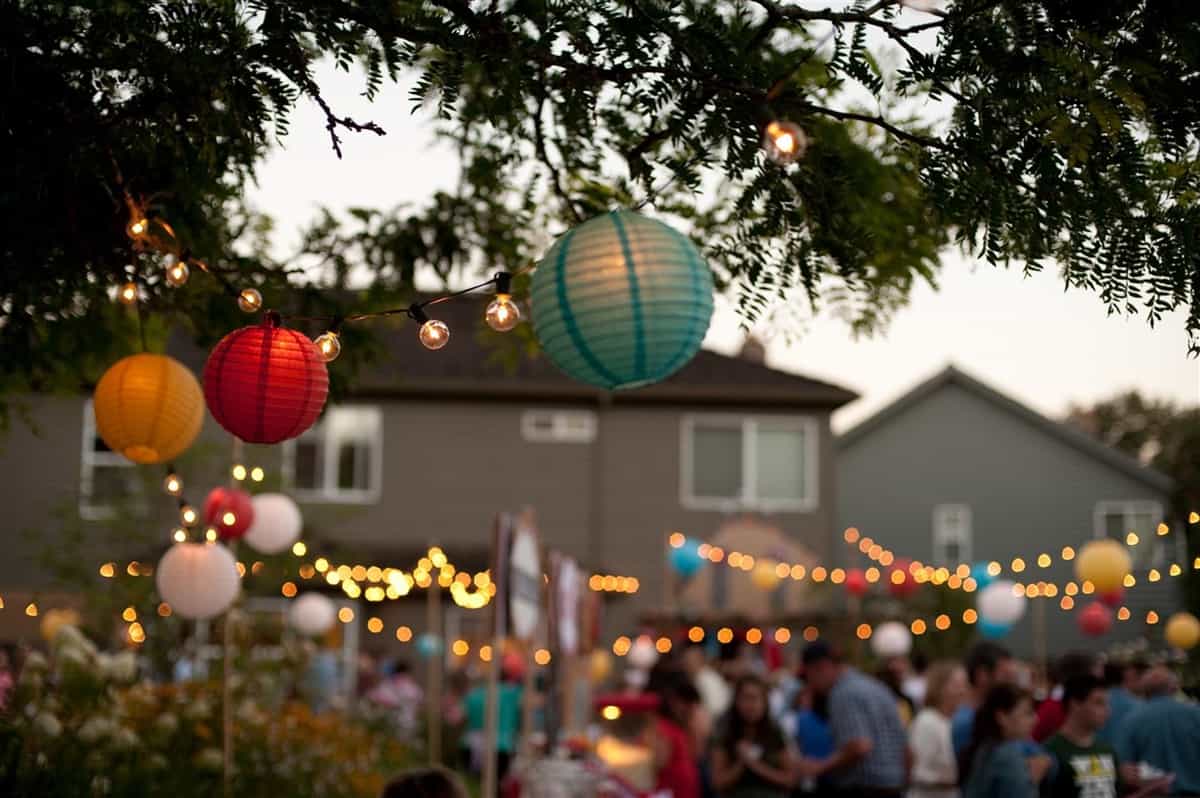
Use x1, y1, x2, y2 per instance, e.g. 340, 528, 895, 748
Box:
803, 104, 947, 150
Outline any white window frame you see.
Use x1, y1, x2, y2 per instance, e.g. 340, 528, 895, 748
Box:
679, 414, 819, 513
282, 406, 383, 504
521, 409, 598, 443
1093, 499, 1167, 567
932, 503, 973, 566
79, 399, 145, 520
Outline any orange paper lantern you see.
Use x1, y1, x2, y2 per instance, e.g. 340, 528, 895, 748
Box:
203, 314, 329, 444
1165, 612, 1200, 650
93, 354, 204, 464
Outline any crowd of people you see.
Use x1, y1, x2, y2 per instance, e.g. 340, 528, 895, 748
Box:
638, 639, 1200, 798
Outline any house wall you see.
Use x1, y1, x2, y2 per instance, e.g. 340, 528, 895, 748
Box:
837, 381, 1176, 657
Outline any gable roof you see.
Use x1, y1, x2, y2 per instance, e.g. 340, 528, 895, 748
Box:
837, 366, 1174, 494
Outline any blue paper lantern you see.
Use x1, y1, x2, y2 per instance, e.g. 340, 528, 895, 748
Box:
669, 538, 706, 578
531, 210, 714, 390
416, 633, 443, 659
970, 562, 995, 590
978, 619, 1011, 640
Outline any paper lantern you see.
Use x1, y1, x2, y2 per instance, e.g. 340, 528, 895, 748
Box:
530, 210, 714, 391
40, 608, 82, 643
978, 619, 1011, 639
288, 593, 336, 636
502, 650, 527, 680
844, 568, 869, 598
203, 315, 329, 444
93, 354, 204, 464
589, 649, 613, 684
752, 561, 781, 591
1098, 588, 1125, 609
156, 542, 240, 620
1075, 539, 1131, 593
203, 487, 254, 540
669, 539, 705, 578
1165, 612, 1200, 650
888, 559, 920, 599
416, 634, 443, 659
1078, 601, 1113, 637
628, 636, 659, 670
243, 493, 302, 554
970, 562, 995, 590
977, 580, 1026, 626
871, 621, 912, 658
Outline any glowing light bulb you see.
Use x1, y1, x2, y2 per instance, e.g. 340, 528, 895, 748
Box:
763, 120, 808, 165
485, 294, 521, 332
127, 218, 149, 238
231, 464, 247, 481
419, 319, 450, 350
118, 281, 139, 305
165, 256, 189, 287
314, 331, 341, 362
250, 467, 264, 482
163, 473, 182, 496
180, 505, 197, 526
205, 528, 218, 542
237, 287, 263, 313
172, 528, 187, 543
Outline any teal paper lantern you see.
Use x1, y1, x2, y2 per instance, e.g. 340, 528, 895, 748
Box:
531, 210, 714, 390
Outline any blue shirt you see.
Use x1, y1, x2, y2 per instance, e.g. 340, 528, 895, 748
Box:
827, 668, 907, 789
952, 705, 975, 755
963, 740, 1037, 798
1116, 695, 1200, 795
1097, 686, 1141, 746
795, 709, 835, 759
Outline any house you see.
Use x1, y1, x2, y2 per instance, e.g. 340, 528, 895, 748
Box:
837, 366, 1177, 657
0, 298, 857, 654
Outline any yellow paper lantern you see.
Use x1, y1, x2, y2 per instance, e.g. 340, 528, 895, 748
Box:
1165, 612, 1200, 650
589, 649, 613, 684
40, 608, 82, 643
752, 560, 781, 591
1074, 539, 1131, 594
94, 354, 204, 464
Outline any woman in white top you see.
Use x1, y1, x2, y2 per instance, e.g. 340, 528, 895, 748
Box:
908, 661, 970, 798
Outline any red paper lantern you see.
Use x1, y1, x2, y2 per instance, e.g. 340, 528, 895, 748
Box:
1078, 601, 1113, 637
888, 558, 920, 599
203, 314, 329, 444
204, 487, 255, 540
1099, 588, 1125, 608
845, 568, 869, 598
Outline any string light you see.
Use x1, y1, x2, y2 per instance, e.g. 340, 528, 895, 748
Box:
237, 287, 263, 313
231, 464, 247, 481
396, 625, 413, 642
164, 255, 189, 287
314, 331, 342, 362
172, 528, 187, 543
180, 504, 197, 526
419, 319, 449, 350
163, 471, 183, 496
118, 281, 139, 305
128, 622, 145, 643
99, 563, 115, 578
250, 466, 264, 482
127, 217, 149, 238
763, 120, 808, 165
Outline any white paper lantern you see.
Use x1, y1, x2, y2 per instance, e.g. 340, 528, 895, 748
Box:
871, 621, 912, 658
243, 493, 303, 555
978, 580, 1027, 626
155, 542, 240, 620
289, 592, 337, 637
627, 636, 659, 670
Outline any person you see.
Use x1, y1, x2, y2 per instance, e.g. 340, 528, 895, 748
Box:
380, 766, 468, 798
1042, 674, 1170, 798
652, 672, 703, 798
1116, 664, 1200, 794
793, 686, 834, 795
801, 640, 907, 797
959, 684, 1046, 798
878, 657, 916, 728
904, 651, 930, 709
367, 660, 424, 738
909, 661, 969, 798
1033, 652, 1100, 743
1096, 659, 1145, 746
711, 674, 799, 797
952, 643, 1018, 755
462, 663, 523, 778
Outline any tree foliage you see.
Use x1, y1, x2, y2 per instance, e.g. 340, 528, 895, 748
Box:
3, 1, 1199, 413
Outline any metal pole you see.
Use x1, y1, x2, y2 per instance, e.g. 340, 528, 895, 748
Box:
482, 515, 507, 798
427, 571, 443, 765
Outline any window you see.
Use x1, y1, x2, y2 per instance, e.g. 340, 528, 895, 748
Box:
80, 400, 145, 520
284, 406, 382, 503
521, 410, 597, 443
932, 504, 972, 566
1094, 500, 1166, 568
681, 415, 818, 511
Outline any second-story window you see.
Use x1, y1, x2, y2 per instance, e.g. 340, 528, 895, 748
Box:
284, 406, 382, 503
681, 415, 818, 512
1094, 500, 1167, 568
80, 400, 146, 520
932, 503, 973, 566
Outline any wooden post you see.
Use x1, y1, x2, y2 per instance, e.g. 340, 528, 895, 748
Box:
482, 514, 508, 798
1033, 594, 1047, 678
427, 571, 443, 765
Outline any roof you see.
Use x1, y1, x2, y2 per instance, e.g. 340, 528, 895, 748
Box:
179, 295, 857, 409
837, 366, 1174, 494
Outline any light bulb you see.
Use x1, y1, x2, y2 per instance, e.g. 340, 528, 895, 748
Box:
127, 218, 149, 239
172, 528, 187, 543
118, 281, 139, 305
231, 464, 247, 481
165, 255, 189, 287
237, 287, 263, 313
419, 319, 450, 350
763, 120, 808, 165
180, 504, 197, 526
314, 331, 342, 362
485, 294, 521, 332
163, 473, 182, 496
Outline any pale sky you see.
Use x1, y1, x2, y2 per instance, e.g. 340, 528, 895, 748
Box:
247, 64, 1198, 434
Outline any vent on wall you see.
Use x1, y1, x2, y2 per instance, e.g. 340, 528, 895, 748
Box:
521, 410, 598, 443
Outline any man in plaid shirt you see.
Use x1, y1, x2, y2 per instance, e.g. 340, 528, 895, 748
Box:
802, 641, 909, 798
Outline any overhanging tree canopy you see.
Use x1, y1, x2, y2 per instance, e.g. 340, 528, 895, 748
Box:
3, 0, 1198, 413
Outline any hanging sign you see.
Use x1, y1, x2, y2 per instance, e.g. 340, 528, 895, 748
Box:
553, 554, 581, 656
509, 516, 541, 641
